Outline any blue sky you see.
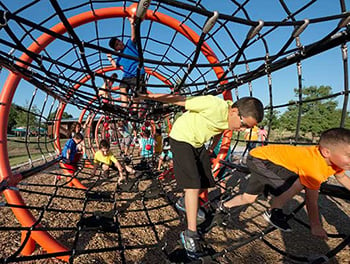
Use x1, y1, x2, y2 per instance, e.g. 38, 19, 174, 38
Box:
0, 0, 348, 118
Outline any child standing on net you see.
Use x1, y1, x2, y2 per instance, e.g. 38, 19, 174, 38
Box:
91, 139, 135, 184
139, 129, 155, 159
99, 73, 118, 104
219, 127, 350, 240
107, 17, 146, 107
137, 93, 264, 259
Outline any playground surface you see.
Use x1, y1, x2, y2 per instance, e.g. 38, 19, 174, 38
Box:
1, 160, 350, 263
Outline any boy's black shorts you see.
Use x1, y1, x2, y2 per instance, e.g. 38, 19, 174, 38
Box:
246, 155, 299, 196
109, 163, 119, 171
169, 138, 215, 189
99, 162, 118, 171
119, 75, 146, 94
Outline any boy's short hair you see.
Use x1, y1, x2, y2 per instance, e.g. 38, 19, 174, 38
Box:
100, 139, 110, 149
319, 127, 350, 148
232, 97, 264, 123
73, 133, 83, 141
109, 37, 121, 49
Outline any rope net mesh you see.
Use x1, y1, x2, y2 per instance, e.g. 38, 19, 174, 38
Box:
0, 0, 349, 263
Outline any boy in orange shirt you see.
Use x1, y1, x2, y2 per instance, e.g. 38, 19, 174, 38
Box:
219, 127, 350, 239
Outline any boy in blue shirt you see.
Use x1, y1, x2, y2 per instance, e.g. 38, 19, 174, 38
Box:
107, 17, 146, 108
61, 133, 84, 164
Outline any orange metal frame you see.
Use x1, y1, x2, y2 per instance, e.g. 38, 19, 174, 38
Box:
0, 4, 231, 261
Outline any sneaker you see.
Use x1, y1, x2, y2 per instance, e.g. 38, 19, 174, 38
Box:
175, 197, 186, 212
217, 200, 230, 215
263, 208, 292, 232
180, 230, 206, 259
175, 197, 206, 223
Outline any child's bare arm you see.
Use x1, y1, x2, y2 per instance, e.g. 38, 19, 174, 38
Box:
91, 163, 99, 176
137, 93, 186, 106
65, 149, 71, 161
305, 188, 328, 240
113, 159, 124, 178
129, 16, 136, 42
335, 173, 350, 190
107, 53, 117, 68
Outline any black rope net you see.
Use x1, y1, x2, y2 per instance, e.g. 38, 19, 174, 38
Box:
0, 0, 350, 263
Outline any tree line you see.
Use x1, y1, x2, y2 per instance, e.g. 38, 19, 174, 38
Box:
260, 85, 350, 141
8, 103, 72, 134
7, 85, 349, 138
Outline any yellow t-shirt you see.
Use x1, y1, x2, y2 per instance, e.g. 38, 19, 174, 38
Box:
93, 150, 118, 166
250, 145, 344, 190
169, 95, 232, 148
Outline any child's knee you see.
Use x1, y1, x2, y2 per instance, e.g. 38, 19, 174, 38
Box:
102, 164, 109, 171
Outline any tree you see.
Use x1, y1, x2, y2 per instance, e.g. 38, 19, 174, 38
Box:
15, 103, 40, 131
47, 110, 73, 121
8, 104, 18, 133
261, 107, 280, 129
278, 85, 347, 139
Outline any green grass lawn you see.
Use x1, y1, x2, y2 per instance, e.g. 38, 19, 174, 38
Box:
7, 137, 65, 168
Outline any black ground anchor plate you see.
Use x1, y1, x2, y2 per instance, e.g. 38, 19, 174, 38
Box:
78, 211, 119, 232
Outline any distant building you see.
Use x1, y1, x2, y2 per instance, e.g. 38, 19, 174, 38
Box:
12, 127, 47, 137
46, 117, 99, 138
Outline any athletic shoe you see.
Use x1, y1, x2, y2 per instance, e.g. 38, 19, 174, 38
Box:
180, 230, 206, 259
217, 200, 230, 215
175, 197, 206, 222
263, 208, 292, 232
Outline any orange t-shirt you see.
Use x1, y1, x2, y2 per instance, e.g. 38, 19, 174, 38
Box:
250, 145, 344, 190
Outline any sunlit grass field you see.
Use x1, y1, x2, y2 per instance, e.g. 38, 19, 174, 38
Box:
7, 137, 65, 168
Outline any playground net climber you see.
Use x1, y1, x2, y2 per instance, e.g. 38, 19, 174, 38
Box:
0, 0, 350, 263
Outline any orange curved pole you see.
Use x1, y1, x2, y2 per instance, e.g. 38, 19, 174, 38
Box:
3, 189, 69, 261
59, 162, 87, 189
0, 4, 231, 260
94, 116, 105, 151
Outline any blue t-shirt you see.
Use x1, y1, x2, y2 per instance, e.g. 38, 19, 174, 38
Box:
62, 138, 78, 162
140, 137, 155, 158
116, 39, 145, 78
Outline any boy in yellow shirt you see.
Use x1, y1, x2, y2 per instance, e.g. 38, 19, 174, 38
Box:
91, 139, 135, 184
137, 92, 264, 259
219, 127, 350, 240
